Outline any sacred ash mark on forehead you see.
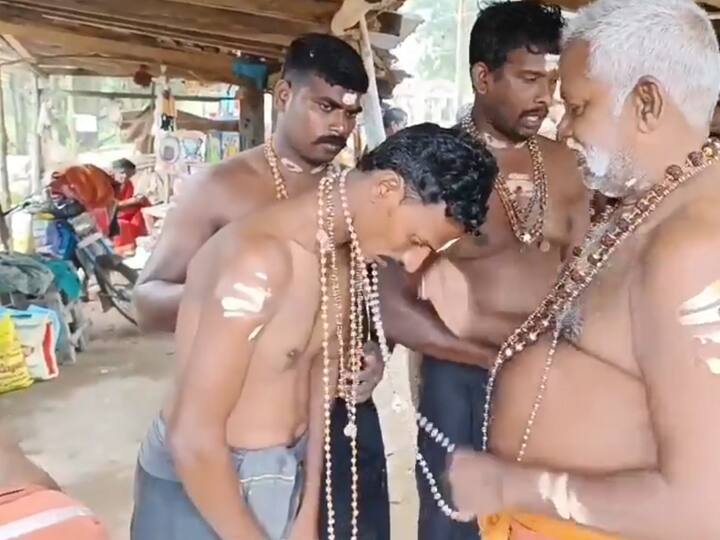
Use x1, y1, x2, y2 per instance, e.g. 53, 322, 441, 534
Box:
545, 54, 560, 71
342, 92, 358, 106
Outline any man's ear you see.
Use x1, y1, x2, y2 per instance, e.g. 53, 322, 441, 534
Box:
631, 77, 663, 133
274, 79, 292, 112
471, 62, 491, 95
370, 170, 405, 204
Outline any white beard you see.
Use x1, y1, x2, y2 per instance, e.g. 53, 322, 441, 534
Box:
580, 144, 646, 198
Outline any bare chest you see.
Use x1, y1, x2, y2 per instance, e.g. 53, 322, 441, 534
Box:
253, 246, 352, 371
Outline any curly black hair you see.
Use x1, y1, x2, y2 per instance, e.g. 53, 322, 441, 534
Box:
470, 2, 563, 72
358, 123, 496, 235
282, 33, 369, 94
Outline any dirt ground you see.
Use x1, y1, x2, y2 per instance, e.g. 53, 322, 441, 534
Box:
0, 304, 420, 540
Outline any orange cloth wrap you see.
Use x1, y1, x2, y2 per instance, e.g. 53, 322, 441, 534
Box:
480, 513, 624, 540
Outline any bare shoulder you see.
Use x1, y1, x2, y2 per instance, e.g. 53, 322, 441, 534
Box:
214, 233, 294, 296
639, 187, 720, 301
535, 135, 578, 166
536, 136, 584, 199
174, 146, 270, 219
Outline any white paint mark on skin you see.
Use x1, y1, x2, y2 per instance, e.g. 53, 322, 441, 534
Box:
545, 54, 560, 71
678, 280, 720, 326
310, 165, 325, 175
437, 237, 460, 253
481, 132, 526, 150
280, 158, 303, 174
506, 178, 535, 198
255, 272, 268, 281
539, 472, 570, 519
342, 92, 358, 106
248, 324, 265, 342
706, 357, 720, 375
221, 283, 271, 318
538, 472, 589, 523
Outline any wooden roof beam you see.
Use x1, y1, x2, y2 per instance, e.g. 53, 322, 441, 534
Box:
0, 19, 240, 83
4, 0, 313, 47
0, 2, 286, 59
0, 34, 46, 76
0, 5, 286, 60
162, 0, 338, 26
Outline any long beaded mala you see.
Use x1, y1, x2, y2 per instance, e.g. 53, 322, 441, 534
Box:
317, 167, 338, 539
318, 166, 476, 529
264, 138, 290, 200
480, 139, 720, 462
461, 113, 550, 251
336, 188, 470, 522
318, 166, 363, 540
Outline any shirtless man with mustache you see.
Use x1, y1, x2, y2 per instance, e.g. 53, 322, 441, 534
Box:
449, 1, 720, 539
132, 34, 390, 540
380, 4, 590, 538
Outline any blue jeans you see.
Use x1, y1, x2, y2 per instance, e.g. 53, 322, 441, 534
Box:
416, 356, 488, 540
321, 398, 390, 540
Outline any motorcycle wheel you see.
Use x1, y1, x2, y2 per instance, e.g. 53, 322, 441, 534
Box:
95, 255, 138, 326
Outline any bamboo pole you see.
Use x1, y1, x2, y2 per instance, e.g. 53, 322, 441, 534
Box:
0, 69, 11, 211
30, 74, 42, 192
54, 89, 236, 102
358, 16, 386, 151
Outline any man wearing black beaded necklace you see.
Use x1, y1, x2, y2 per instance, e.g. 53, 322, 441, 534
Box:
379, 3, 590, 539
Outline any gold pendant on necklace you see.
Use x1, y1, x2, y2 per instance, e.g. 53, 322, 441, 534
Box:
521, 232, 532, 244
539, 239, 551, 253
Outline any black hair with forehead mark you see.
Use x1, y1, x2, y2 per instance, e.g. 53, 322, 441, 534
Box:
281, 33, 369, 94
470, 1, 563, 73
358, 123, 496, 235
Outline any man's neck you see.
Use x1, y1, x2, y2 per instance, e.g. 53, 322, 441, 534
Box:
272, 131, 328, 175
260, 170, 354, 254
625, 131, 708, 201
471, 104, 527, 150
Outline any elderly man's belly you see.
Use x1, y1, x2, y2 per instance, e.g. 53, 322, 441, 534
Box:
489, 341, 657, 472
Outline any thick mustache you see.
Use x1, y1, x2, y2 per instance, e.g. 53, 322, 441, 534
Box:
314, 135, 347, 148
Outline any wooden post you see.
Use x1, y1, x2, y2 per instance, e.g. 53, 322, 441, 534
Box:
64, 76, 78, 156
0, 69, 11, 211
0, 201, 10, 251
30, 74, 42, 192
359, 16, 386, 151
237, 84, 264, 150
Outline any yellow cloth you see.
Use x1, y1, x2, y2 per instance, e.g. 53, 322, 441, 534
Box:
481, 513, 623, 540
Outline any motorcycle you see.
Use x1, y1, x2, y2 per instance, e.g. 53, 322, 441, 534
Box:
4, 191, 138, 326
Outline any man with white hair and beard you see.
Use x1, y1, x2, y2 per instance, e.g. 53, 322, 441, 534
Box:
447, 1, 720, 539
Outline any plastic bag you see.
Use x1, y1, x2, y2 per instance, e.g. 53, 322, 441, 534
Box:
0, 308, 58, 381
0, 314, 33, 394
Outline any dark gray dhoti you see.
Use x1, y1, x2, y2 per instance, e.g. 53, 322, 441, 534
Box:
131, 416, 307, 540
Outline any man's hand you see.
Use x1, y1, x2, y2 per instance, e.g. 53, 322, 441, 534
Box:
448, 450, 504, 519
356, 341, 385, 403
